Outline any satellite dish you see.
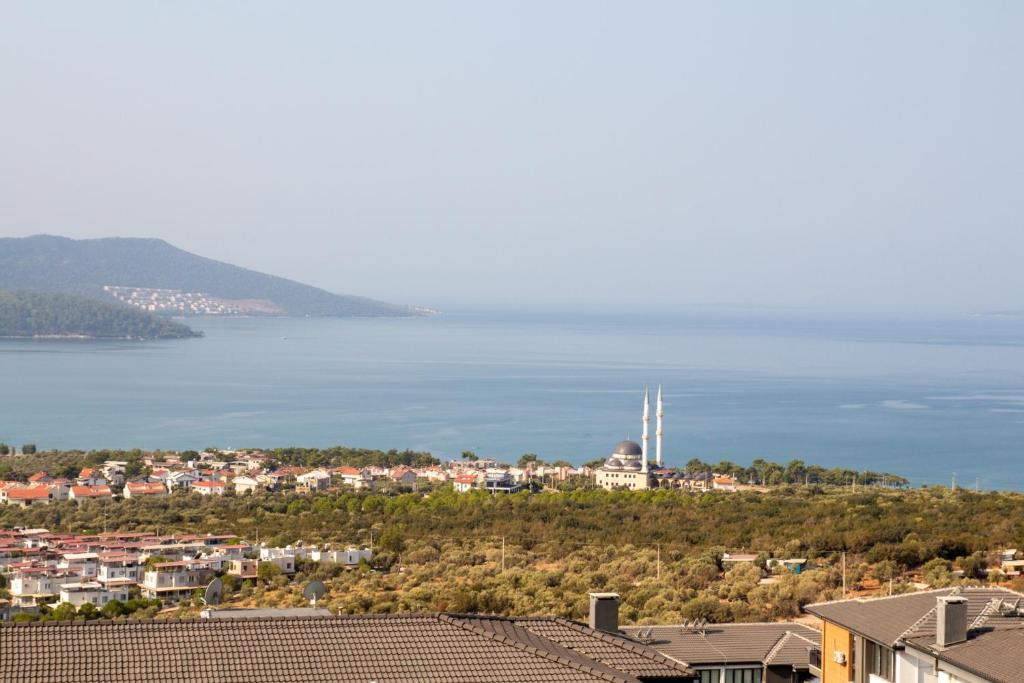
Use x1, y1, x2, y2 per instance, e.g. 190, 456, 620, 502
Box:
303, 580, 326, 606
203, 577, 223, 606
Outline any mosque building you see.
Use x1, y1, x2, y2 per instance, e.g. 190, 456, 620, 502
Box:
595, 386, 663, 491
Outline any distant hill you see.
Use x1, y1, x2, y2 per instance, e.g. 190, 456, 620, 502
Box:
0, 235, 422, 317
0, 289, 198, 339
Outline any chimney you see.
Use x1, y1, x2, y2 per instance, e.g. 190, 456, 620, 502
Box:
589, 592, 619, 634
936, 595, 968, 647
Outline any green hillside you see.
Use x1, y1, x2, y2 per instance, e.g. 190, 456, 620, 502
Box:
0, 235, 420, 317
0, 289, 198, 339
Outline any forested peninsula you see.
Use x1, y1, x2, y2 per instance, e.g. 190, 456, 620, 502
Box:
0, 289, 198, 340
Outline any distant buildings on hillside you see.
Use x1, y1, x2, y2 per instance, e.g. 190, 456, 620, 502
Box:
103, 285, 280, 316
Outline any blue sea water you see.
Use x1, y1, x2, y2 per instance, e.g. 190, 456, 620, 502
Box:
3, 310, 1024, 490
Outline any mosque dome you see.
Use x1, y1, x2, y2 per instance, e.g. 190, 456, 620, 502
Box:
603, 457, 624, 469
612, 440, 643, 457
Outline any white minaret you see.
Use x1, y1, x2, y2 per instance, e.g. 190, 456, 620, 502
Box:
641, 385, 649, 473
656, 384, 663, 467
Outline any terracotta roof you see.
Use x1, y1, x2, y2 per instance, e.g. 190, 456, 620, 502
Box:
805, 587, 1024, 647
70, 485, 112, 498
0, 614, 693, 682
905, 626, 1024, 683
126, 482, 166, 494
193, 480, 225, 488
6, 486, 51, 500
622, 622, 820, 668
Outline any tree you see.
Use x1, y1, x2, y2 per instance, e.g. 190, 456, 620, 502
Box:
517, 454, 541, 468
49, 603, 77, 621
379, 527, 406, 553
22, 444, 36, 455
0, 443, 9, 455
77, 602, 98, 619
101, 599, 127, 618
461, 451, 478, 462
257, 561, 283, 584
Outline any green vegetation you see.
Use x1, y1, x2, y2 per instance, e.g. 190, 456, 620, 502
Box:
0, 289, 197, 339
2, 486, 1021, 623
0, 235, 417, 317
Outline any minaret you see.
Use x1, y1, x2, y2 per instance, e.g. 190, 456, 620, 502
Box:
656, 384, 663, 467
641, 386, 649, 473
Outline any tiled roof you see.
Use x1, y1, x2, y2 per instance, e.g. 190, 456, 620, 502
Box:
622, 622, 820, 668
70, 485, 112, 497
0, 614, 693, 683
905, 626, 1024, 683
805, 587, 1024, 647
517, 618, 694, 679
6, 486, 51, 500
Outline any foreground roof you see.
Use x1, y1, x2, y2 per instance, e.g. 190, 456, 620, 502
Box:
0, 613, 694, 683
804, 587, 1024, 648
621, 622, 820, 668
905, 626, 1024, 683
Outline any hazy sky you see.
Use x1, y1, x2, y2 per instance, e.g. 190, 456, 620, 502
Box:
1, 2, 1022, 313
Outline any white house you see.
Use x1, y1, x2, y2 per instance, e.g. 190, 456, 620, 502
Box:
193, 480, 226, 496
232, 476, 261, 495
165, 471, 200, 491
295, 469, 331, 493
58, 582, 130, 608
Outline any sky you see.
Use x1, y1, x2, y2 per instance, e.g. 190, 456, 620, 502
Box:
1, 2, 1022, 314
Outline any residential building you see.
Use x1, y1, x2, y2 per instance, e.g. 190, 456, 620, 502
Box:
257, 547, 297, 574
192, 480, 226, 496
123, 482, 167, 499
804, 587, 1024, 683
903, 619, 1024, 683
1, 486, 54, 507
9, 569, 81, 607
335, 466, 373, 490
389, 466, 418, 486
77, 468, 107, 487
310, 546, 372, 567
227, 558, 258, 580
295, 469, 331, 493
96, 553, 142, 588
141, 559, 216, 603
453, 473, 478, 493
165, 471, 200, 491
231, 476, 260, 495
624, 622, 822, 683
483, 469, 524, 494
68, 485, 113, 502
58, 582, 130, 608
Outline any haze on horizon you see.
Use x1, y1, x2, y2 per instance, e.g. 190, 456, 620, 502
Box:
1, 2, 1022, 315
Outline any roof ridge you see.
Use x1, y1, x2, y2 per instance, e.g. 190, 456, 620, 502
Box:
439, 614, 637, 683
763, 632, 795, 664
805, 587, 954, 610
0, 612, 448, 628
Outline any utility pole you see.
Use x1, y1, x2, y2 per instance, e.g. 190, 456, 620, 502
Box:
952, 473, 957, 491
501, 536, 505, 573
842, 552, 847, 598
657, 544, 661, 581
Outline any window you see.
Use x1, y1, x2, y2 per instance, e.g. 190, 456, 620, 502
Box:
698, 670, 718, 683
724, 669, 761, 683
866, 641, 895, 681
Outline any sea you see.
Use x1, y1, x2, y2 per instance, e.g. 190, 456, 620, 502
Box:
3, 309, 1024, 491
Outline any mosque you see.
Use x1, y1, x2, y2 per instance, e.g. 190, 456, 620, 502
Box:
595, 386, 663, 491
